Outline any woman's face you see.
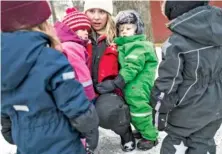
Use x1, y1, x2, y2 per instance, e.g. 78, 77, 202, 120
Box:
86, 8, 108, 31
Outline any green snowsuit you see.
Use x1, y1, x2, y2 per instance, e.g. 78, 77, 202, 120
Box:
114, 34, 158, 141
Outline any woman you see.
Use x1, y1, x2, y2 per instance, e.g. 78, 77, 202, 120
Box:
84, 0, 135, 152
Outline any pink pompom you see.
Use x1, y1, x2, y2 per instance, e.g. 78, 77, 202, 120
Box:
66, 7, 77, 14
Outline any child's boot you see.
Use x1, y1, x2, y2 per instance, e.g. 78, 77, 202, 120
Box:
137, 138, 158, 151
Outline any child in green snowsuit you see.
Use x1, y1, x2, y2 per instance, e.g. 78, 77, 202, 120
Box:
96, 10, 158, 151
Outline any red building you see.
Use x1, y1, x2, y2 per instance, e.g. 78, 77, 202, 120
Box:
150, 1, 222, 43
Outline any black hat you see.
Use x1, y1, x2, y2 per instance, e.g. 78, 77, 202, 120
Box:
165, 1, 209, 20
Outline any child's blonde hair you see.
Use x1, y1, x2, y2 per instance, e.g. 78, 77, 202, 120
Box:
28, 21, 62, 51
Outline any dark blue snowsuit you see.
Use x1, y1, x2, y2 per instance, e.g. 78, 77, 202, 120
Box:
1, 31, 98, 154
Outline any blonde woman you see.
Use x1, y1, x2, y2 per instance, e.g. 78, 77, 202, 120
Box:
84, 0, 136, 152
1, 1, 99, 154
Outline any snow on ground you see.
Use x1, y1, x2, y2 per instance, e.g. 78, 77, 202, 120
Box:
1, 47, 222, 154
0, 126, 222, 154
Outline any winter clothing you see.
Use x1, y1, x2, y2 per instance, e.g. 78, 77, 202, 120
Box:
54, 21, 96, 101
62, 8, 91, 32
84, 0, 113, 15
164, 0, 209, 20
114, 34, 158, 141
88, 33, 119, 85
151, 5, 222, 154
95, 93, 135, 152
161, 119, 222, 154
96, 75, 125, 94
137, 138, 158, 151
89, 33, 134, 151
95, 93, 130, 132
1, 31, 99, 154
70, 105, 99, 152
1, 1, 51, 32
1, 116, 14, 145
116, 10, 144, 35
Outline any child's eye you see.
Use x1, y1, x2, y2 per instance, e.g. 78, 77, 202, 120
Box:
127, 28, 131, 30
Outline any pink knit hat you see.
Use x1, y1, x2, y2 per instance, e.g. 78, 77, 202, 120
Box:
62, 8, 91, 32
1, 0, 51, 32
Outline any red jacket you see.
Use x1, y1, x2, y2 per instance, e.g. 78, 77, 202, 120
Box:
87, 35, 119, 84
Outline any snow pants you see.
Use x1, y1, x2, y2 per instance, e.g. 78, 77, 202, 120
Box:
124, 84, 158, 141
95, 93, 132, 137
161, 118, 222, 154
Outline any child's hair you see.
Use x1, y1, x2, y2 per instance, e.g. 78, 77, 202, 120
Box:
28, 21, 62, 51
104, 14, 116, 45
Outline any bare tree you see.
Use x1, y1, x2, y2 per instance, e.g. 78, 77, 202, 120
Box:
49, 1, 57, 23
72, 0, 84, 11
114, 0, 153, 41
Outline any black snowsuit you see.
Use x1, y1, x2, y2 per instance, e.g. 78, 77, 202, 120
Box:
151, 5, 222, 154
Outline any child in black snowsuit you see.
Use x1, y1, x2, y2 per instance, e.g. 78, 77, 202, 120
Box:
151, 1, 222, 154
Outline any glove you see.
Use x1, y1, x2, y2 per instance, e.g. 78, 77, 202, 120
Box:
1, 116, 14, 144
69, 105, 99, 152
150, 87, 179, 131
153, 109, 169, 131
84, 128, 99, 154
96, 75, 125, 94
83, 127, 99, 153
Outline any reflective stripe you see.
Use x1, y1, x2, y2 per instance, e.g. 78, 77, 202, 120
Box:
13, 105, 29, 112
130, 112, 152, 117
155, 101, 161, 111
155, 111, 159, 128
178, 50, 199, 105
62, 71, 75, 80
171, 10, 207, 29
125, 55, 138, 60
158, 92, 165, 100
168, 46, 214, 94
82, 80, 93, 87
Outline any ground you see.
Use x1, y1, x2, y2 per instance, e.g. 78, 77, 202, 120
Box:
0, 126, 222, 154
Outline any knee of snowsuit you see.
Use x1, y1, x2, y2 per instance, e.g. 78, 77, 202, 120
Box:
160, 118, 222, 154
95, 93, 131, 135
124, 83, 158, 141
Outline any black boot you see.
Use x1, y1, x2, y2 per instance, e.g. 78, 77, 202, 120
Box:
120, 127, 136, 152
137, 138, 158, 151
132, 129, 142, 139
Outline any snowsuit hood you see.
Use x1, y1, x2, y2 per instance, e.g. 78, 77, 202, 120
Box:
169, 5, 222, 46
54, 21, 88, 47
115, 10, 144, 36
1, 31, 49, 91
